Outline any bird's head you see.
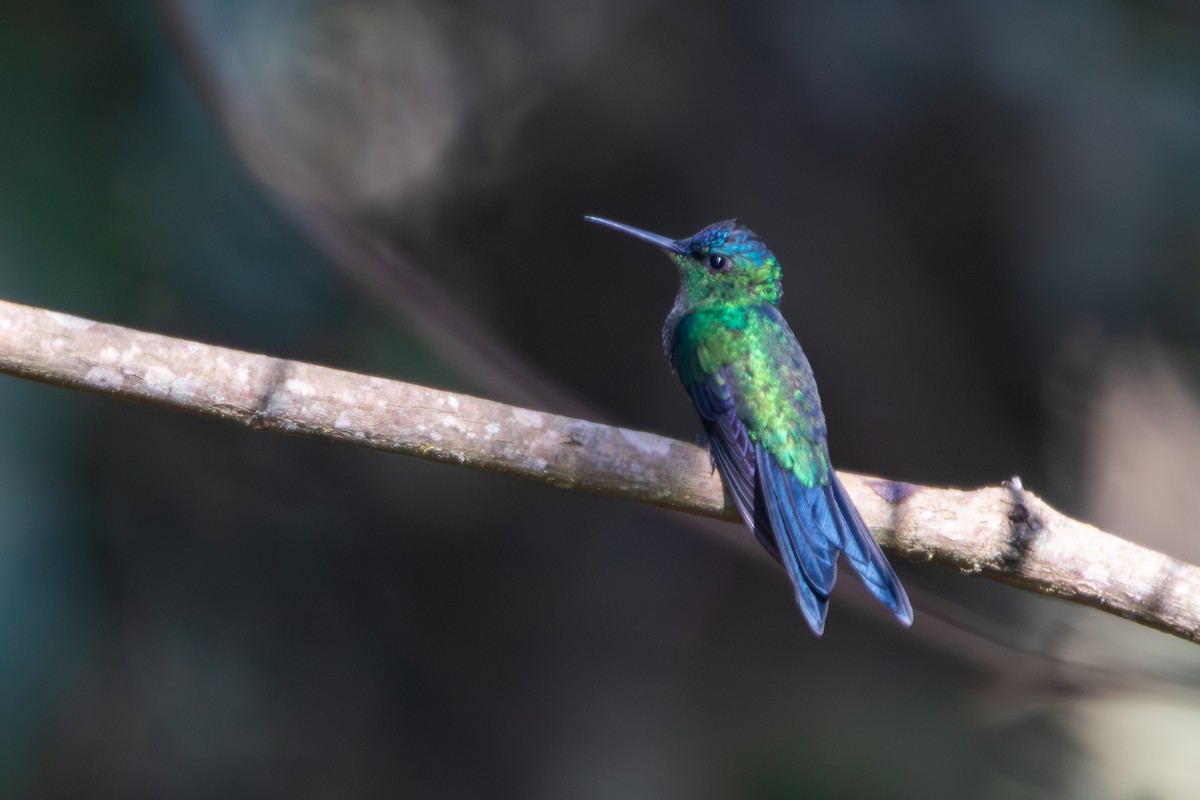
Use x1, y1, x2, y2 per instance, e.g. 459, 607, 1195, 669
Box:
586, 216, 782, 311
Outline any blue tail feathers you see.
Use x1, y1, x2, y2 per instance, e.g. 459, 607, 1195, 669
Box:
754, 444, 912, 633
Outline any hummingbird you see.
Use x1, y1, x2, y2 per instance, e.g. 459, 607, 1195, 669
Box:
585, 215, 912, 634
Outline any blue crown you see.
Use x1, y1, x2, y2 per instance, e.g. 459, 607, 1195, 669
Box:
680, 220, 772, 264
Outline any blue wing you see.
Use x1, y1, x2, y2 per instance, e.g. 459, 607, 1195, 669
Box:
683, 370, 781, 561
826, 471, 913, 625
756, 445, 832, 633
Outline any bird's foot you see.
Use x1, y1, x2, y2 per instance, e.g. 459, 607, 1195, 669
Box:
693, 433, 717, 473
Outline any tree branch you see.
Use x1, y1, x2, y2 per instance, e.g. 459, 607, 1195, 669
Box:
1, 298, 1197, 644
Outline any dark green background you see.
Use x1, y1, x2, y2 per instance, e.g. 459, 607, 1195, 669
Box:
3, 2, 1199, 798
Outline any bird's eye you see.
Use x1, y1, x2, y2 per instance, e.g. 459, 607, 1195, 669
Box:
706, 254, 727, 271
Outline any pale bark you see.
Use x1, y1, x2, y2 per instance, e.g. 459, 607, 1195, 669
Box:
0, 298, 1196, 645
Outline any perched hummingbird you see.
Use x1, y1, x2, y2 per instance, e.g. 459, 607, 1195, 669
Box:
586, 216, 912, 634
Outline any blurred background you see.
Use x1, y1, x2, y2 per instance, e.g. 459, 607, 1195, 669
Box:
2, 1, 1200, 797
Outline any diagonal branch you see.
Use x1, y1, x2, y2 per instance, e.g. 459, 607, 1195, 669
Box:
1, 297, 1197, 645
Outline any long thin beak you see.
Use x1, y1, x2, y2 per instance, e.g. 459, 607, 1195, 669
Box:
584, 215, 686, 254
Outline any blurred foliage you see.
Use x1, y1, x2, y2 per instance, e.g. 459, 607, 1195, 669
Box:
2, 1, 1200, 798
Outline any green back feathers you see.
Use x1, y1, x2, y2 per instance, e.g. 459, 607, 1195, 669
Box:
673, 304, 831, 488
